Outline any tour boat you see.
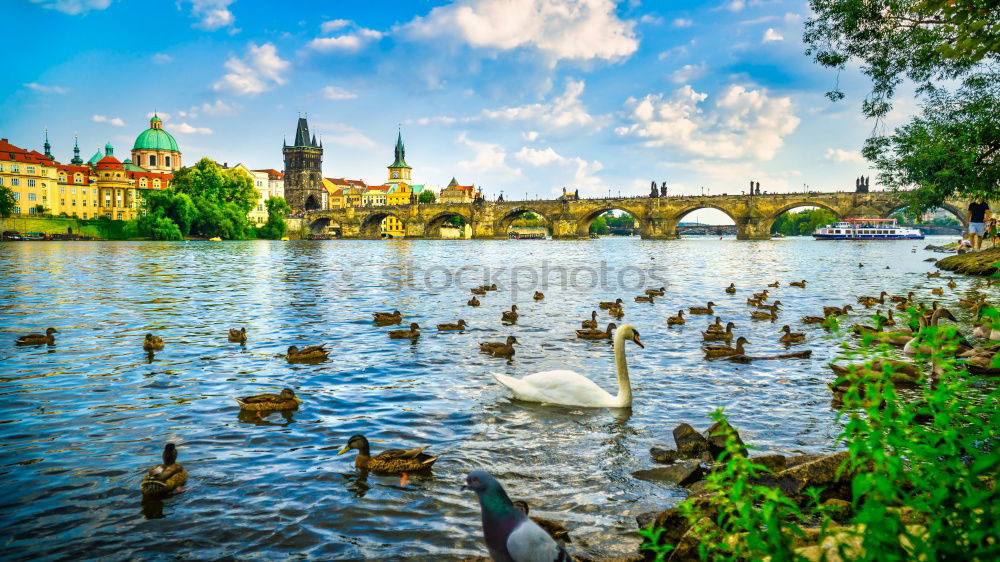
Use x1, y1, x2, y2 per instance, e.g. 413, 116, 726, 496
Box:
813, 218, 923, 240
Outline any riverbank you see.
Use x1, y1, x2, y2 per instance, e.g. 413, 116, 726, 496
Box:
0, 216, 127, 240
936, 246, 1000, 276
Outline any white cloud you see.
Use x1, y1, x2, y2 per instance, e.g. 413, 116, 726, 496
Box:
725, 0, 745, 12
308, 28, 384, 52
174, 123, 213, 135
672, 18, 693, 27
762, 28, 784, 42
669, 63, 707, 84
639, 14, 663, 25
152, 53, 173, 64
199, 99, 238, 116
824, 148, 865, 164
480, 78, 600, 129
320, 19, 351, 33
514, 146, 604, 193
457, 133, 521, 175
403, 0, 638, 62
92, 115, 125, 127
522, 131, 539, 141
25, 82, 69, 94
321, 86, 358, 100
187, 0, 236, 30
616, 84, 800, 161
213, 42, 290, 96
28, 0, 109, 15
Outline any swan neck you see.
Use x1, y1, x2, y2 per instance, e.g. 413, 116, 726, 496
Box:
613, 329, 632, 406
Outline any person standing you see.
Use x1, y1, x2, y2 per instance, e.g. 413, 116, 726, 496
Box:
966, 199, 991, 250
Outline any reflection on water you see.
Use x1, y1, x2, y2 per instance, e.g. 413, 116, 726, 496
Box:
0, 237, 989, 559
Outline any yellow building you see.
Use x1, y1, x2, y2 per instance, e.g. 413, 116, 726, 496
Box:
0, 136, 59, 216
382, 215, 405, 238
233, 164, 269, 225
361, 185, 388, 207
386, 183, 412, 205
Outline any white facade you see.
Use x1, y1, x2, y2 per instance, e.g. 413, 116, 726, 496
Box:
234, 164, 271, 226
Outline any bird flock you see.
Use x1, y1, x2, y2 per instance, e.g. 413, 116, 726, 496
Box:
11, 256, 1000, 561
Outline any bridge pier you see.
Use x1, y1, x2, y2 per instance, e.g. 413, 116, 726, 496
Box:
736, 218, 771, 240
641, 217, 679, 239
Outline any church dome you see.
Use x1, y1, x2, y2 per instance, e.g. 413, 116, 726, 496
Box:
133, 115, 179, 152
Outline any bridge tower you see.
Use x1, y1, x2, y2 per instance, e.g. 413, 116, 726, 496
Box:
283, 117, 324, 212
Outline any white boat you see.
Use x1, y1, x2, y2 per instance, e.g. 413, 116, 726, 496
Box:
813, 218, 923, 240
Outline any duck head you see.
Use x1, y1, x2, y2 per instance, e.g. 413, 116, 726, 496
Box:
287, 345, 299, 355
338, 435, 370, 456
408, 322, 421, 330
506, 336, 519, 345
46, 327, 58, 335
162, 443, 177, 466
280, 388, 302, 403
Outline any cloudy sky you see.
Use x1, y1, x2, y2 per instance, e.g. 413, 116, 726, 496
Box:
4, 0, 896, 221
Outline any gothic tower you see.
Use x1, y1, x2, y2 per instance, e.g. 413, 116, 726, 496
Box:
387, 130, 411, 186
283, 117, 324, 212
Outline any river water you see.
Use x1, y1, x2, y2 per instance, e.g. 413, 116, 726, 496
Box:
0, 236, 986, 560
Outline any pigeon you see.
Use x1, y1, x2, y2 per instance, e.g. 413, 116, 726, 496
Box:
464, 470, 571, 562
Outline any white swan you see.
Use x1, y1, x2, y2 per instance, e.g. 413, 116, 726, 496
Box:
492, 324, 643, 408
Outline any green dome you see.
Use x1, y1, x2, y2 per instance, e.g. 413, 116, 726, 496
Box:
133, 128, 179, 152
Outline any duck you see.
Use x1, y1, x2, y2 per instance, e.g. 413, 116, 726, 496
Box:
141, 443, 187, 499
962, 350, 1000, 375
388, 322, 421, 339
704, 336, 750, 359
465, 471, 570, 561
927, 271, 941, 278
879, 309, 897, 328
471, 287, 488, 295
373, 310, 403, 325
338, 434, 438, 479
576, 323, 616, 340
703, 322, 736, 342
767, 281, 780, 288
689, 301, 716, 315
789, 280, 807, 288
533, 291, 544, 301
947, 280, 957, 289
778, 325, 805, 344
15, 327, 57, 346
725, 283, 737, 294
931, 287, 944, 296
437, 319, 468, 331
235, 388, 301, 413
667, 311, 685, 326
286, 344, 329, 363
581, 311, 598, 329
750, 309, 778, 322
468, 296, 481, 307
823, 304, 853, 317
801, 315, 827, 324
480, 336, 519, 357
645, 287, 666, 297
493, 325, 644, 408
143, 333, 164, 352
512, 500, 572, 543
635, 294, 655, 303
608, 305, 624, 319
857, 292, 888, 308
752, 290, 769, 301
501, 305, 519, 324
890, 292, 915, 303
756, 300, 782, 313
227, 327, 247, 343
829, 359, 921, 381
599, 298, 624, 310
746, 297, 762, 307
705, 316, 724, 333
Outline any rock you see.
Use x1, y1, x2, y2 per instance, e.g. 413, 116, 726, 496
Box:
672, 423, 709, 458
650, 507, 691, 548
667, 517, 719, 562
751, 454, 787, 473
822, 498, 852, 523
684, 480, 708, 496
923, 257, 937, 262
785, 453, 825, 469
770, 451, 852, 498
937, 246, 1000, 276
635, 510, 659, 529
633, 460, 705, 487
704, 420, 747, 459
650, 446, 682, 465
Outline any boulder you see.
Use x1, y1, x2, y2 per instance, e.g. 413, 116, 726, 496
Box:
667, 517, 720, 562
650, 507, 691, 549
751, 454, 787, 473
673, 423, 709, 458
822, 498, 852, 523
704, 420, 747, 459
650, 447, 682, 465
784, 453, 825, 469
771, 451, 852, 498
633, 460, 705, 487
635, 511, 659, 529
684, 480, 708, 496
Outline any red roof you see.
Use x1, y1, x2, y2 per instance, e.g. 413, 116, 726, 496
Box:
96, 155, 123, 170
0, 138, 54, 166
253, 168, 284, 180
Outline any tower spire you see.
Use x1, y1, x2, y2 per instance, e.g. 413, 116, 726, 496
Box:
71, 134, 82, 165
43, 128, 52, 159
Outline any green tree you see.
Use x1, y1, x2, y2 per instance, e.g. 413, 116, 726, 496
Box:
770, 208, 838, 235
170, 158, 259, 214
418, 189, 436, 203
0, 185, 15, 217
589, 215, 609, 234
258, 196, 292, 239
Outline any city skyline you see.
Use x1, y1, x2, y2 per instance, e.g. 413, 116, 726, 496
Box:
5, 0, 894, 210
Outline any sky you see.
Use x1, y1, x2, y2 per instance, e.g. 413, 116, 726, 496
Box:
2, 0, 905, 223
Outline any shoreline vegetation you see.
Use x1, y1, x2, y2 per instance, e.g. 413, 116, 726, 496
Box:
936, 247, 1000, 276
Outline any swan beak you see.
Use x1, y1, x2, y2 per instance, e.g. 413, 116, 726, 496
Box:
633, 335, 644, 348
337, 445, 350, 455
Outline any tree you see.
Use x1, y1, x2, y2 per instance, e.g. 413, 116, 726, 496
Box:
0, 185, 14, 217
170, 158, 259, 214
590, 215, 609, 235
258, 196, 292, 239
418, 189, 436, 203
770, 209, 838, 236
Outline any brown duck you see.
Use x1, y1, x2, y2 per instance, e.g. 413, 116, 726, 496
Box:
437, 319, 468, 331
725, 283, 736, 294
471, 287, 488, 295
338, 435, 438, 483
235, 388, 301, 413
287, 344, 329, 362
141, 443, 187, 499
767, 281, 780, 288
703, 322, 736, 342
468, 296, 481, 307
480, 335, 518, 358
388, 323, 421, 339
16, 327, 57, 346
789, 280, 807, 288
704, 317, 724, 333
608, 305, 624, 319
635, 294, 655, 303
689, 301, 716, 315
599, 298, 624, 309
667, 310, 685, 326
581, 311, 598, 329
645, 287, 666, 297
576, 322, 616, 340
778, 325, 805, 344
704, 336, 749, 359
228, 327, 246, 343
143, 333, 164, 352
501, 305, 519, 324
533, 291, 544, 300
373, 310, 403, 325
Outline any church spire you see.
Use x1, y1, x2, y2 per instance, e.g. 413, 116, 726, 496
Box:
43, 128, 52, 159
389, 129, 409, 168
293, 117, 312, 147
70, 135, 82, 165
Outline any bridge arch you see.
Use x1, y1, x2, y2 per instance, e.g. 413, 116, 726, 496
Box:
425, 210, 473, 239
496, 207, 555, 238
576, 205, 647, 237
308, 216, 342, 236
359, 211, 407, 239
765, 202, 843, 236
882, 202, 968, 227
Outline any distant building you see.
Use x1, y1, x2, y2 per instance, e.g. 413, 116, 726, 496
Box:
439, 177, 478, 203
132, 115, 182, 173
0, 137, 59, 217
283, 117, 324, 212
387, 131, 412, 187
253, 168, 285, 200
232, 164, 270, 226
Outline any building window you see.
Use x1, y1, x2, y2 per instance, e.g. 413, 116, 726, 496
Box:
13, 206, 20, 214
164, 156, 171, 167
75, 173, 82, 182
27, 166, 35, 174
11, 178, 19, 186
83, 200, 87, 207
71, 188, 76, 195
116, 212, 123, 220
72, 200, 77, 206
61, 199, 65, 206
149, 155, 157, 167
13, 192, 20, 201
83, 212, 87, 219
11, 165, 19, 173
28, 193, 36, 201
27, 179, 35, 187
0, 177, 4, 186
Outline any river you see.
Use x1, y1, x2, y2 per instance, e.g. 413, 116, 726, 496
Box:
0, 236, 983, 560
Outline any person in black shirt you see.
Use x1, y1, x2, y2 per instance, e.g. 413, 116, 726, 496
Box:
966, 199, 991, 250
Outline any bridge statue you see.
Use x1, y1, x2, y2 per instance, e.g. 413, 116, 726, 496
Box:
650, 181, 658, 198
755, 182, 761, 196
660, 182, 667, 197
855, 176, 870, 193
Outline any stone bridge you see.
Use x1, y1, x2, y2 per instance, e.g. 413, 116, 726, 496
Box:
304, 190, 968, 240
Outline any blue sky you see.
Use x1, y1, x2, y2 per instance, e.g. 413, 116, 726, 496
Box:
3, 0, 897, 221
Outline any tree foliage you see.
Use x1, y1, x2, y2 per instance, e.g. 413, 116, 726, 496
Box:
0, 185, 14, 218
418, 189, 436, 203
770, 208, 839, 235
257, 196, 291, 239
